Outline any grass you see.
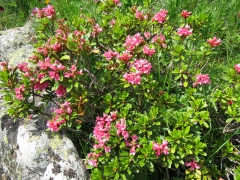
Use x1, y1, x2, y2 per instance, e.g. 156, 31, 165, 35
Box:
0, 0, 98, 30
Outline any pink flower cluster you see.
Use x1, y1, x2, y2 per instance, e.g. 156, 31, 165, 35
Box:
47, 101, 72, 132
185, 159, 200, 170
54, 101, 72, 115
33, 74, 49, 90
15, 84, 25, 100
144, 32, 151, 39
123, 59, 152, 84
143, 45, 155, 56
47, 115, 66, 132
31, 5, 56, 19
177, 25, 193, 37
152, 34, 167, 48
17, 62, 32, 77
234, 63, 240, 73
93, 111, 118, 150
113, 0, 121, 6
103, 50, 119, 60
135, 10, 148, 21
123, 72, 141, 85
207, 37, 221, 47
64, 65, 83, 78
50, 42, 63, 52
92, 24, 103, 37
87, 111, 118, 167
117, 51, 132, 62
152, 9, 168, 23
38, 57, 83, 81
87, 152, 102, 167
124, 33, 143, 51
181, 10, 191, 19
152, 140, 169, 156
132, 59, 152, 74
125, 134, 140, 155
49, 60, 66, 81
116, 118, 129, 139
55, 84, 66, 97
193, 74, 210, 87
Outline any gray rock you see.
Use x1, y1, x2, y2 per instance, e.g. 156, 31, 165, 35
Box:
0, 20, 35, 64
0, 22, 89, 180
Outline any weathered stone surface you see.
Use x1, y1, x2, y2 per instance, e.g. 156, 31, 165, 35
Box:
0, 22, 89, 180
0, 20, 35, 64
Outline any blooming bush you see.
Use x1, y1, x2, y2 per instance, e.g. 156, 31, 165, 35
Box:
0, 0, 239, 179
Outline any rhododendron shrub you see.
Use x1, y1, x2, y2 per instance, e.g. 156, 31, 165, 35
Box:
0, 0, 239, 179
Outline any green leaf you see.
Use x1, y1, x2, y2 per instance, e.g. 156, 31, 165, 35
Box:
183, 81, 188, 87
67, 84, 73, 92
104, 166, 115, 177
67, 120, 72, 127
74, 81, 79, 88
60, 55, 70, 60
185, 126, 190, 134
40, 76, 49, 84
139, 159, 145, 167
104, 93, 112, 104
124, 83, 130, 88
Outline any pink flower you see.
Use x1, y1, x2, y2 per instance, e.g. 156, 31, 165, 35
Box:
125, 135, 140, 155
87, 159, 98, 167
177, 25, 193, 37
181, 10, 191, 19
92, 24, 102, 37
47, 120, 59, 132
110, 19, 116, 28
110, 111, 118, 120
104, 50, 119, 60
193, 74, 210, 87
116, 118, 127, 135
61, 101, 72, 114
122, 130, 129, 140
34, 81, 49, 90
152, 140, 169, 156
124, 33, 143, 51
234, 63, 240, 73
93, 113, 115, 149
42, 5, 56, 19
15, 84, 25, 100
152, 9, 168, 23
185, 159, 201, 170
113, 0, 121, 5
144, 32, 151, 39
50, 43, 63, 52
47, 115, 66, 132
143, 45, 155, 56
132, 59, 152, 74
49, 71, 60, 81
152, 34, 166, 48
104, 146, 111, 153
55, 85, 66, 97
117, 51, 132, 62
87, 152, 102, 167
34, 74, 49, 90
207, 37, 221, 47
123, 72, 141, 84
135, 10, 144, 20
31, 7, 39, 16
38, 57, 51, 70
18, 62, 29, 72
135, 10, 148, 21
